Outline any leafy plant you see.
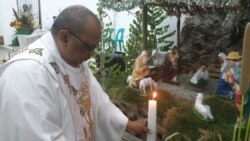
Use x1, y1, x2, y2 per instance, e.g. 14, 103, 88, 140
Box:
125, 5, 175, 74
11, 30, 19, 46
98, 0, 143, 12
10, 4, 35, 29
89, 2, 127, 83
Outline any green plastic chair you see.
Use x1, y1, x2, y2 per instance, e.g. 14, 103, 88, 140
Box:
112, 28, 125, 52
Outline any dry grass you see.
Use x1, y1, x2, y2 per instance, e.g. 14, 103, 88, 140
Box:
102, 76, 239, 141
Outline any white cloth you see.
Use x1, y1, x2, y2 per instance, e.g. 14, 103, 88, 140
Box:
0, 33, 128, 141
190, 69, 209, 84
17, 29, 48, 48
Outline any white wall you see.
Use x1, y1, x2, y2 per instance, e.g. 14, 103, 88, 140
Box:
0, 0, 18, 45
0, 0, 133, 45
161, 16, 186, 46
41, 0, 101, 30
0, 0, 182, 46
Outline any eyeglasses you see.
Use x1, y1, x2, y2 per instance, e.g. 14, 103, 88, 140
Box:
63, 28, 96, 52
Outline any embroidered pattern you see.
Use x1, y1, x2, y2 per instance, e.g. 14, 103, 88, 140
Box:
29, 48, 43, 56
78, 82, 93, 141
70, 86, 78, 96
80, 107, 86, 118
63, 74, 72, 94
49, 62, 60, 74
61, 69, 93, 141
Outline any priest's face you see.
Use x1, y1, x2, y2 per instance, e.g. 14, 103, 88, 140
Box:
59, 17, 101, 67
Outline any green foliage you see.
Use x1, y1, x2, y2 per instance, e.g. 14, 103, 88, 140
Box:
98, 0, 143, 12
89, 2, 127, 83
91, 2, 176, 80
11, 30, 19, 46
164, 132, 192, 141
162, 95, 239, 141
89, 3, 113, 81
103, 76, 239, 141
125, 5, 175, 74
97, 2, 114, 52
197, 129, 223, 141
17, 4, 35, 28
147, 6, 176, 51
105, 63, 121, 77
102, 74, 147, 105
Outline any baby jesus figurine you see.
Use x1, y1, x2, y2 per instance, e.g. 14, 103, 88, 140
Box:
190, 65, 209, 88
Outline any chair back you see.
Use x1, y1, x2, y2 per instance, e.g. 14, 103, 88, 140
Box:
115, 28, 125, 41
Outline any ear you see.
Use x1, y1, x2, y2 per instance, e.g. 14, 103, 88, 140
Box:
58, 30, 70, 44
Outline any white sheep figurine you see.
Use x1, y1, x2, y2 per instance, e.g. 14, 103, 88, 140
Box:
194, 93, 214, 120
139, 77, 158, 94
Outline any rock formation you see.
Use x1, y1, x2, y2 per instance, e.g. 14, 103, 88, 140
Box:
180, 9, 250, 65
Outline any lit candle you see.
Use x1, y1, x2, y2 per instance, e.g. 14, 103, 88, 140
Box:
147, 92, 157, 141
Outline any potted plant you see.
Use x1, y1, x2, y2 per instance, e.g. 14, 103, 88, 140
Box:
10, 4, 35, 35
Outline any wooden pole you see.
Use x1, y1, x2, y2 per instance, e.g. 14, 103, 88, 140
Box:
177, 8, 181, 70
38, 0, 42, 29
177, 9, 180, 50
142, 2, 148, 50
16, 0, 19, 12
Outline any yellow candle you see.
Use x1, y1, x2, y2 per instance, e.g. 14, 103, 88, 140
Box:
147, 92, 157, 141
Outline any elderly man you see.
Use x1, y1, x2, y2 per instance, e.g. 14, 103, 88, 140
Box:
0, 5, 148, 141
224, 51, 242, 108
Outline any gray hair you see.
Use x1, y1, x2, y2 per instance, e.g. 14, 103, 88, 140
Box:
51, 5, 101, 37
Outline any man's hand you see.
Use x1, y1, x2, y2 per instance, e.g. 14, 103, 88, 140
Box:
126, 118, 151, 136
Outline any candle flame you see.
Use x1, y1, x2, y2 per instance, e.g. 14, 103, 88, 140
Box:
153, 92, 157, 100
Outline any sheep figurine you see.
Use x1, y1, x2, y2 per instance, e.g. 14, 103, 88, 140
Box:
127, 75, 157, 94
139, 77, 158, 94
194, 93, 213, 120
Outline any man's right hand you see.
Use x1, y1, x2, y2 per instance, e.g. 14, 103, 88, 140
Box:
126, 118, 151, 136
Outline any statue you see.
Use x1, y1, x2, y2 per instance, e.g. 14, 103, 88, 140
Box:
224, 51, 242, 108
129, 50, 150, 88
190, 65, 209, 88
127, 50, 157, 93
216, 52, 233, 99
151, 47, 179, 84
162, 47, 179, 84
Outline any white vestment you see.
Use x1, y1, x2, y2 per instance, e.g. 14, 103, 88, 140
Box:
0, 33, 128, 141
